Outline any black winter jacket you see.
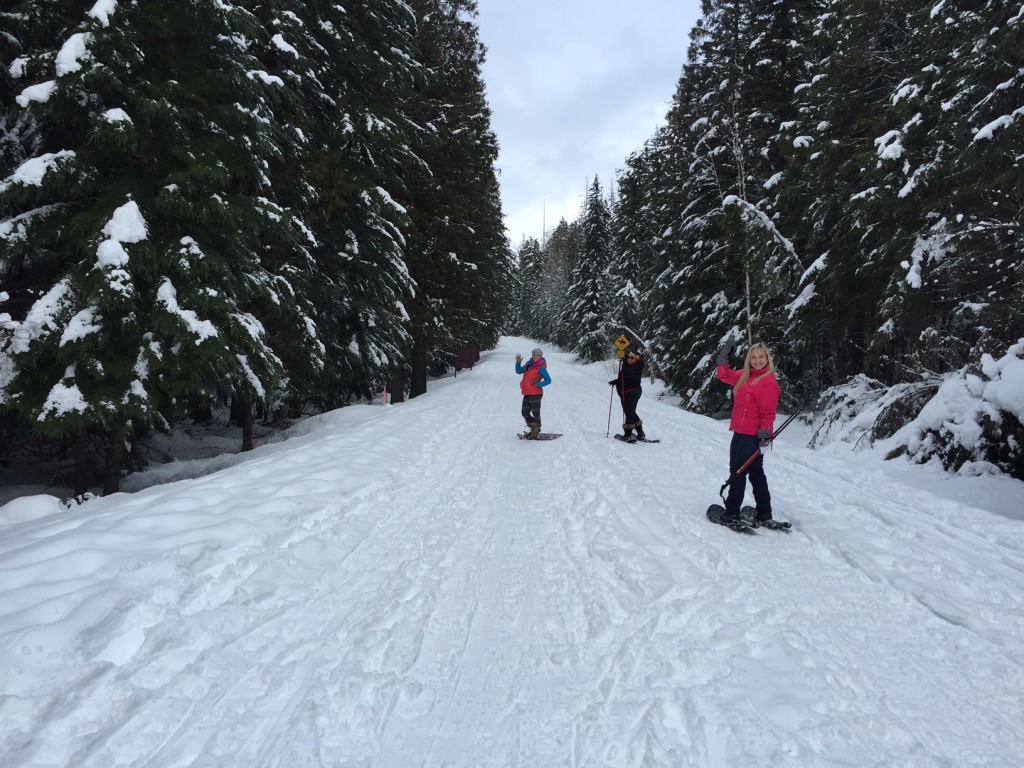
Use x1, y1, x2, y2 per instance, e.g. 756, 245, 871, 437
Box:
613, 356, 644, 395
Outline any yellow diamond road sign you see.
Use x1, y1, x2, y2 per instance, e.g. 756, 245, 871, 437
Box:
614, 335, 630, 351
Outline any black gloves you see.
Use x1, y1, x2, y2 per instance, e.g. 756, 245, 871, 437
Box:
757, 428, 772, 448
716, 337, 736, 366
608, 379, 617, 386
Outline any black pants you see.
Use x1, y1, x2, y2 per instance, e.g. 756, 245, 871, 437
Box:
521, 394, 542, 426
621, 391, 641, 424
725, 432, 771, 517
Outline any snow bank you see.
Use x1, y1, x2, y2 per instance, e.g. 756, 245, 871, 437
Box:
814, 341, 1024, 479
0, 494, 64, 525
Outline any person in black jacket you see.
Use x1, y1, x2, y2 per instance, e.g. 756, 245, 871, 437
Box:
609, 350, 646, 441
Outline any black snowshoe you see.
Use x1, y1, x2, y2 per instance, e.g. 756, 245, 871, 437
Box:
706, 504, 756, 534
740, 506, 792, 531
518, 432, 562, 441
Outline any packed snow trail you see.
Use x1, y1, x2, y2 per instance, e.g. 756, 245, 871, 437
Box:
1, 336, 1023, 767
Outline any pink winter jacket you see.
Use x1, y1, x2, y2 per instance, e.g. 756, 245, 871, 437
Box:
716, 365, 781, 436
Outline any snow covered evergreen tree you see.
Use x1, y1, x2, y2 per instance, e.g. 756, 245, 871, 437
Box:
565, 178, 614, 362
544, 219, 581, 350
0, 0, 307, 491
399, 0, 510, 397
266, 0, 424, 406
865, 0, 1023, 373
515, 236, 546, 338
610, 131, 675, 355
774, 0, 924, 395
639, 0, 813, 411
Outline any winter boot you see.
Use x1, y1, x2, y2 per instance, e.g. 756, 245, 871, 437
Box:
622, 423, 636, 442
528, 421, 541, 440
634, 421, 646, 441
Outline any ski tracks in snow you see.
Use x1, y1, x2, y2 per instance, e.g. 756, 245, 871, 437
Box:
1, 337, 1023, 767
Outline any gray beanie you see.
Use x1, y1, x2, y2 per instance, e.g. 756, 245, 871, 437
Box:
531, 348, 543, 357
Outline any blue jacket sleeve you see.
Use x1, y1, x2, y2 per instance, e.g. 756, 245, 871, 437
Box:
537, 367, 551, 388
515, 361, 525, 374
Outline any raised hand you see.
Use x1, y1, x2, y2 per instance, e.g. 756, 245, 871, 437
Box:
716, 337, 736, 366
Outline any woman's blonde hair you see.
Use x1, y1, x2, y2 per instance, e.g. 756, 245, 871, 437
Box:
734, 342, 775, 394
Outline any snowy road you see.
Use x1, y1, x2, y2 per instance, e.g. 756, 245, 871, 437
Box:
1, 336, 1023, 766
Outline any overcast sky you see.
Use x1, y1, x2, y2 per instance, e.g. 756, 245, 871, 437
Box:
474, 1, 702, 248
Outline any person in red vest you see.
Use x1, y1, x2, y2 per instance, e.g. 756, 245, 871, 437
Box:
715, 339, 781, 524
515, 347, 551, 439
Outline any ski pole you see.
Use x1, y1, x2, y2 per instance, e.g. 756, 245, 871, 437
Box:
606, 360, 622, 437
717, 396, 812, 501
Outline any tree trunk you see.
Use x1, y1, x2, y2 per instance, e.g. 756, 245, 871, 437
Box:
229, 395, 243, 426
745, 265, 753, 345
390, 365, 406, 403
410, 340, 428, 399
74, 425, 91, 497
239, 397, 254, 452
103, 428, 125, 496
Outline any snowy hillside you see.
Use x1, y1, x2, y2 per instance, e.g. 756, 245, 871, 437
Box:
1, 336, 1022, 767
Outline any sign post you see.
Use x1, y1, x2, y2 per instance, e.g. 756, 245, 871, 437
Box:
613, 334, 630, 360
608, 334, 631, 435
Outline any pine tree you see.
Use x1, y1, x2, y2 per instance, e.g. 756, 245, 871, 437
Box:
775, 0, 922, 393
565, 178, 614, 362
867, 0, 1024, 371
644, 3, 750, 410
516, 236, 546, 337
610, 131, 674, 353
400, 0, 510, 397
271, 0, 423, 406
0, 0, 304, 491
544, 219, 581, 349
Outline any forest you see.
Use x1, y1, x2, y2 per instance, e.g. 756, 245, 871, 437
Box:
1, 0, 514, 494
517, 0, 1023, 481
2, 0, 1022, 495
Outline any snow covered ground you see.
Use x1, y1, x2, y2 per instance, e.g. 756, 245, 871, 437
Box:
1, 336, 1023, 767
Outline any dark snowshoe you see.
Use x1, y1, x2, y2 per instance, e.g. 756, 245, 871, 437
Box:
518, 432, 562, 441
740, 506, 792, 531
613, 434, 661, 444
706, 504, 756, 534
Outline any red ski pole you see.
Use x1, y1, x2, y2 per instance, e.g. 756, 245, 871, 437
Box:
719, 448, 763, 501
717, 400, 809, 502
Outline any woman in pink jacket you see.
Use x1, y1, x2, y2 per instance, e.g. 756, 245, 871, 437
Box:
715, 339, 781, 524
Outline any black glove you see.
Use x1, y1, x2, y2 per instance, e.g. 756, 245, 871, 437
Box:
716, 337, 736, 366
757, 428, 771, 448
608, 379, 617, 386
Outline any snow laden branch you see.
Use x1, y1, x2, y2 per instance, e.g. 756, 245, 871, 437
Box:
721, 195, 800, 270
